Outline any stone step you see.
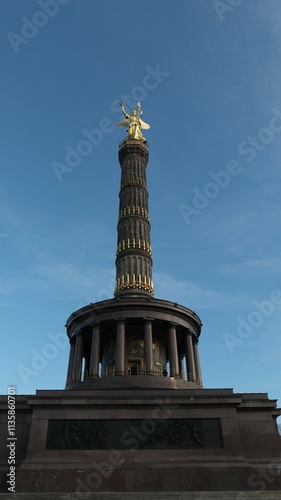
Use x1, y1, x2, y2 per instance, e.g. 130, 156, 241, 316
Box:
0, 493, 281, 500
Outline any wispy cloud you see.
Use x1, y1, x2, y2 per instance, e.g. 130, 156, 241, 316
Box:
220, 257, 281, 278
35, 262, 115, 296
153, 271, 249, 310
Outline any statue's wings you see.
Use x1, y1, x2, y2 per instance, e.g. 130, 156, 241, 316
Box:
139, 119, 150, 130
117, 119, 130, 127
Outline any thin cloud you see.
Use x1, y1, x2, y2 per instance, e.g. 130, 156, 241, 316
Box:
220, 257, 281, 277
34, 262, 116, 297
153, 271, 248, 310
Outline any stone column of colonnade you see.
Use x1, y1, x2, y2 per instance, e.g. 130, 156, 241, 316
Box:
71, 334, 83, 383
185, 331, 203, 385
168, 323, 180, 378
115, 319, 126, 375
88, 323, 100, 378
185, 331, 196, 382
193, 338, 203, 385
144, 319, 154, 375
65, 341, 75, 387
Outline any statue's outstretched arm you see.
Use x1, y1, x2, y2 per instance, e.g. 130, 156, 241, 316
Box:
120, 101, 129, 118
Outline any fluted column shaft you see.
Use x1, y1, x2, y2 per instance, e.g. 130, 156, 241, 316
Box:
193, 339, 202, 385
89, 323, 100, 378
179, 355, 184, 379
185, 331, 196, 381
168, 323, 180, 378
144, 319, 154, 375
72, 334, 83, 383
115, 141, 154, 296
83, 358, 89, 381
115, 319, 126, 375
65, 341, 75, 387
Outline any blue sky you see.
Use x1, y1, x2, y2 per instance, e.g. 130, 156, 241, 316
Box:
1, 0, 281, 421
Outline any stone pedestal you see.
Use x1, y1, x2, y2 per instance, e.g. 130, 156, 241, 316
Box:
1, 387, 280, 494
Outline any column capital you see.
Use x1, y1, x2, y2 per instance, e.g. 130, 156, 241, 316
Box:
72, 332, 82, 347
143, 317, 154, 322
187, 328, 195, 335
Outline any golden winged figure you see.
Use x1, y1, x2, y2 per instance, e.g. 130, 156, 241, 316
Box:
117, 101, 150, 141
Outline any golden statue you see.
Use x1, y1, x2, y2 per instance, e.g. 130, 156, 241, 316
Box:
117, 101, 150, 141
